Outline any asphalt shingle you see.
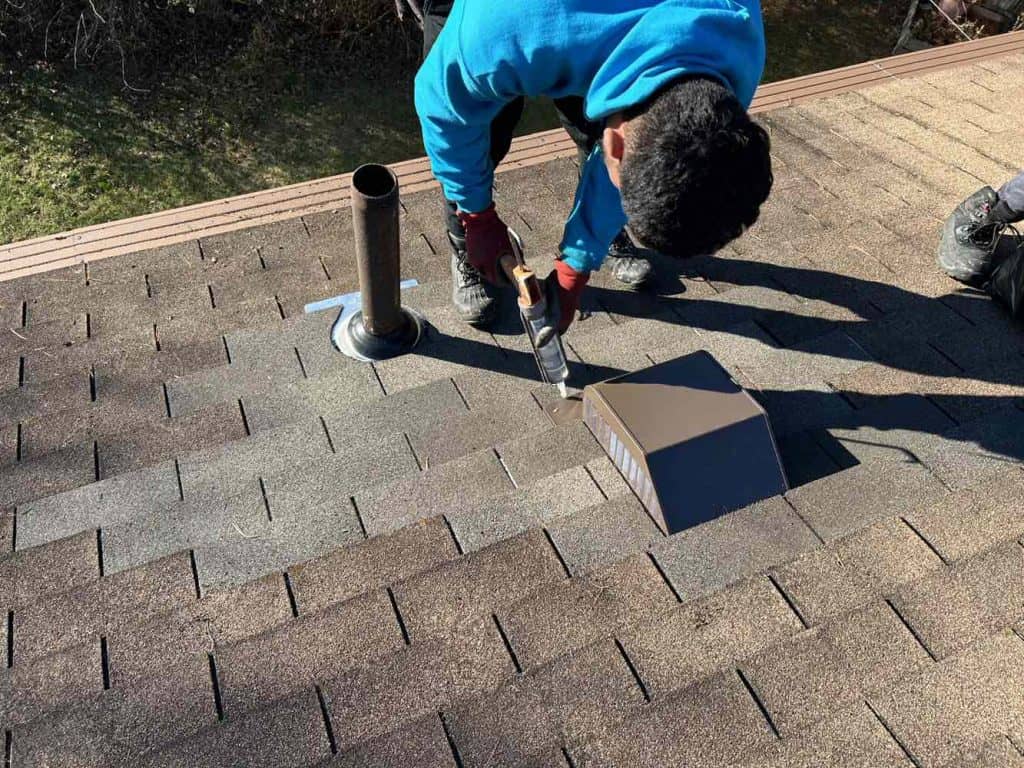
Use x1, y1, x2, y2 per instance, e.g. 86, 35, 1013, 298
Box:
770, 517, 944, 626
392, 529, 566, 641
252, 371, 463, 436
650, 497, 821, 603
444, 640, 645, 766
890, 541, 1024, 660
445, 464, 606, 553
619, 575, 804, 700
497, 420, 603, 488
216, 588, 403, 714
909, 404, 1024, 490
331, 711, 457, 768
904, 471, 1024, 562
176, 418, 332, 501
499, 553, 676, 670
354, 448, 513, 536
321, 616, 513, 751
545, 494, 664, 575
870, 631, 1024, 768
0, 441, 95, 509
734, 702, 916, 768
288, 517, 458, 616
785, 461, 948, 542
574, 669, 777, 767
15, 461, 181, 550
947, 737, 1024, 768
138, 688, 332, 768
11, 648, 216, 767
100, 486, 268, 576
0, 639, 102, 730
740, 601, 932, 736
13, 551, 196, 664
0, 529, 100, 608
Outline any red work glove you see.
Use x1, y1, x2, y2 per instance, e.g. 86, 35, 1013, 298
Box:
547, 259, 590, 334
456, 204, 513, 286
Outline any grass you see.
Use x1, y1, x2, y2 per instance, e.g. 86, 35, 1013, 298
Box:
762, 0, 898, 81
1, 1, 900, 244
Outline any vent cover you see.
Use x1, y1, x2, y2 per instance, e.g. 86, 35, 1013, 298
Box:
583, 351, 788, 534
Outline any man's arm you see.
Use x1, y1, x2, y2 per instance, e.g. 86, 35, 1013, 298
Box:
559, 147, 629, 273
540, 147, 629, 334
414, 19, 509, 213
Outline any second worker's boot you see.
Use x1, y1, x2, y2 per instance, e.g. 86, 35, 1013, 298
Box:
605, 229, 654, 288
449, 231, 498, 325
938, 186, 1005, 287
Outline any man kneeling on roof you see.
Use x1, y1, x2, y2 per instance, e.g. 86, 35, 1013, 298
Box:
410, 0, 774, 334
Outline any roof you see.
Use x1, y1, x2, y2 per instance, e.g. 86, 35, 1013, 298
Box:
2, 34, 1024, 768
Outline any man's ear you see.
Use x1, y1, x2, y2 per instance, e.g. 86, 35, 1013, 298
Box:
602, 113, 627, 189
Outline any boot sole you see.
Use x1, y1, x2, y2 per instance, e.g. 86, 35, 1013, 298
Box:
454, 300, 498, 327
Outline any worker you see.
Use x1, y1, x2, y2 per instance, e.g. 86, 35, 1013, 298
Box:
938, 173, 1024, 316
411, 0, 773, 331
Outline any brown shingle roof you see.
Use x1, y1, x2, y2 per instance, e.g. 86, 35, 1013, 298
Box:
2, 37, 1024, 768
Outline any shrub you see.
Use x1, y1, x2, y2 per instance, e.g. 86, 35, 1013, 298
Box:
0, 0, 401, 80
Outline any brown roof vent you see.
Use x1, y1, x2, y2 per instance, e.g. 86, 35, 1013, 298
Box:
583, 351, 788, 534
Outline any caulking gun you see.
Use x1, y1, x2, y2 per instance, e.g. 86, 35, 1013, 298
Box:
502, 230, 571, 398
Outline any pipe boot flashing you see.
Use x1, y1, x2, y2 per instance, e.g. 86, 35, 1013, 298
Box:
333, 164, 423, 361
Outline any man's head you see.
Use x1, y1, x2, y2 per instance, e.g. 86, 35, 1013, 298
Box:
602, 75, 773, 258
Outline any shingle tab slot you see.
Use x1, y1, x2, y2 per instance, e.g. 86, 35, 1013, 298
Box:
616, 638, 651, 703
884, 597, 938, 662
736, 668, 780, 739
283, 572, 300, 617
5, 610, 12, 668
440, 712, 466, 768
189, 549, 202, 599
208, 652, 225, 720
388, 587, 411, 646
492, 613, 522, 673
100, 636, 110, 690
316, 685, 338, 755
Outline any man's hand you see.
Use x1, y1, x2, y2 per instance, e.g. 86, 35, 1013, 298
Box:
546, 259, 590, 334
457, 204, 514, 286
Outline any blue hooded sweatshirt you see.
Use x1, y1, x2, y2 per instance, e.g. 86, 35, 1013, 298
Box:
414, 0, 766, 272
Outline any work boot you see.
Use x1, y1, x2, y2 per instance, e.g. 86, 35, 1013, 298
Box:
938, 186, 1004, 287
448, 231, 497, 325
605, 229, 654, 288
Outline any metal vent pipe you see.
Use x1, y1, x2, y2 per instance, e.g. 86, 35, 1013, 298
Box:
332, 163, 422, 361
352, 164, 403, 335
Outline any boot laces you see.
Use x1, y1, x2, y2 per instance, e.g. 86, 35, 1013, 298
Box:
968, 222, 1006, 248
455, 250, 483, 286
609, 230, 639, 258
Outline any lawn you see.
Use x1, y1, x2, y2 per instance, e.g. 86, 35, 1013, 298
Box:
1, 1, 899, 244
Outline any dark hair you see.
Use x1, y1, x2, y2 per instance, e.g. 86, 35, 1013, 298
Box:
620, 76, 773, 258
